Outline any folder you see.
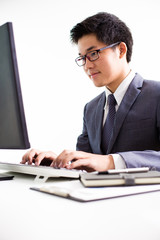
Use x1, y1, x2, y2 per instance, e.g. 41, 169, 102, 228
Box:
30, 179, 160, 202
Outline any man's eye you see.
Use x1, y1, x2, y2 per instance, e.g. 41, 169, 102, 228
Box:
89, 51, 97, 58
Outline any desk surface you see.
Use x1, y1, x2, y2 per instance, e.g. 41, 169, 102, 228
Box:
0, 170, 160, 240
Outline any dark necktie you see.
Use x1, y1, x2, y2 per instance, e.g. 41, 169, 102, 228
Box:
101, 94, 117, 154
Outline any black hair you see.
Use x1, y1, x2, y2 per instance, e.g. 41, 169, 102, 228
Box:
70, 12, 133, 62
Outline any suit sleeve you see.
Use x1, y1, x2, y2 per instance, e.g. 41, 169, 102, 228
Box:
119, 100, 160, 171
119, 150, 160, 171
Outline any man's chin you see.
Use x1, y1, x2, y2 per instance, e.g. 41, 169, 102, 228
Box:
92, 81, 106, 88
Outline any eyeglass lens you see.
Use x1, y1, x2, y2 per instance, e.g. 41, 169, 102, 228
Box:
76, 50, 99, 66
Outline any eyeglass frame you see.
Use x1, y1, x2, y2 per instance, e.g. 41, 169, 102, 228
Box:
75, 42, 120, 67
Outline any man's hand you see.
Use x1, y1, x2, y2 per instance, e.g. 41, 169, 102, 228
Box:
51, 150, 115, 172
21, 149, 57, 166
21, 149, 115, 172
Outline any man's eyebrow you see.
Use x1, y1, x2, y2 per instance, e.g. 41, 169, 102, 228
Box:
78, 46, 97, 56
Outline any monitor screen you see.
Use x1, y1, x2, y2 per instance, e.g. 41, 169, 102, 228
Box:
0, 22, 30, 149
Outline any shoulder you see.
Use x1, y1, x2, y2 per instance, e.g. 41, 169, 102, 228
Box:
134, 73, 160, 94
85, 91, 105, 108
141, 77, 160, 96
83, 91, 106, 117
143, 79, 160, 88
135, 73, 160, 87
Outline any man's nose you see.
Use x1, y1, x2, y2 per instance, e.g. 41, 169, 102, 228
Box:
84, 58, 95, 70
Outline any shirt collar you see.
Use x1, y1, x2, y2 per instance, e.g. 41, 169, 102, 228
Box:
105, 70, 135, 107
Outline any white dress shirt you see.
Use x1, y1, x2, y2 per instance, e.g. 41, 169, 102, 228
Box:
103, 70, 135, 169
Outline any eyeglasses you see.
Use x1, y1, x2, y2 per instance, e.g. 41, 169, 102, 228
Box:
75, 42, 120, 67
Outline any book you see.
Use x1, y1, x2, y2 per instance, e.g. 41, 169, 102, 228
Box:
80, 170, 160, 187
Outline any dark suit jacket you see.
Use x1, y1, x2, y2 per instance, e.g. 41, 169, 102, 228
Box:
76, 73, 160, 170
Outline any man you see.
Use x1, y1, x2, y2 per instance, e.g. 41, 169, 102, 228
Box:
21, 12, 160, 172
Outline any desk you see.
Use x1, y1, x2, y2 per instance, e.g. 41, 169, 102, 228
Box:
0, 171, 160, 240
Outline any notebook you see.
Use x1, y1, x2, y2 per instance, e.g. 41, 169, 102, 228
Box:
80, 170, 160, 187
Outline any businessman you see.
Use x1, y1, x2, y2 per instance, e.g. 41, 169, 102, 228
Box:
21, 12, 160, 172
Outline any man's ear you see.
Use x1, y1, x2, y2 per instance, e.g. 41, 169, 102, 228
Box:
119, 42, 127, 59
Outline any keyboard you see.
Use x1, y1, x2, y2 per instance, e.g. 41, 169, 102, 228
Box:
0, 161, 80, 182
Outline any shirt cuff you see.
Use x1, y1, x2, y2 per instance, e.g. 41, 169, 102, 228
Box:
111, 154, 126, 169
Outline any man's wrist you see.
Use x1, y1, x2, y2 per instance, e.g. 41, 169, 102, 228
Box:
107, 155, 115, 169
110, 154, 126, 169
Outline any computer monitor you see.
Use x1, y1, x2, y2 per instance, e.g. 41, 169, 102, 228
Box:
0, 22, 30, 149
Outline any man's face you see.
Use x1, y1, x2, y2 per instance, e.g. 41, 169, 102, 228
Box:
77, 34, 126, 92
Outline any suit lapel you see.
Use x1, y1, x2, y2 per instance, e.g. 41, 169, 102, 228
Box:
107, 74, 144, 154
95, 92, 106, 153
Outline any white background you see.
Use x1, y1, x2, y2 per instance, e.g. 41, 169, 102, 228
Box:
0, 0, 160, 160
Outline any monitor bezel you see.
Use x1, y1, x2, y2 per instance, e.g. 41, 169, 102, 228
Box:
0, 22, 30, 149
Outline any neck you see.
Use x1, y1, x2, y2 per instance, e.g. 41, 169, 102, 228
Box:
107, 65, 131, 93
